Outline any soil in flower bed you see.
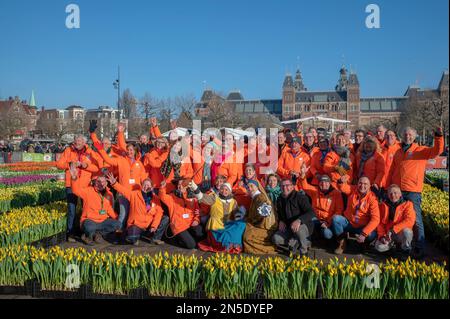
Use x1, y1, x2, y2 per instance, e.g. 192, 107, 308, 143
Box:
30, 232, 66, 249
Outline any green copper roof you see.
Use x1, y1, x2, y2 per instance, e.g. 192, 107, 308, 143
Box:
29, 90, 36, 107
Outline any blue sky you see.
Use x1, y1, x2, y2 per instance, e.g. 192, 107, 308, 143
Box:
0, 0, 448, 109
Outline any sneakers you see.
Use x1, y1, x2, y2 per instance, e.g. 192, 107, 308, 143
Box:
81, 234, 94, 246
151, 239, 165, 245
334, 237, 347, 255
93, 232, 106, 244
67, 234, 77, 243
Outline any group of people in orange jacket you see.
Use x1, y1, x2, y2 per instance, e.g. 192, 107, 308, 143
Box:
56, 119, 444, 259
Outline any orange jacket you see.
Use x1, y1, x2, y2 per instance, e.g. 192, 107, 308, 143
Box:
158, 186, 200, 236
300, 178, 344, 224
89, 132, 123, 177
164, 159, 194, 193
323, 151, 353, 186
377, 200, 416, 238
190, 148, 205, 185
380, 142, 401, 188
97, 146, 148, 191
112, 182, 164, 230
71, 176, 117, 226
217, 151, 244, 187
338, 183, 380, 236
56, 145, 101, 187
309, 149, 330, 185
143, 148, 169, 188
277, 149, 311, 179
353, 151, 385, 186
149, 125, 161, 139
390, 135, 444, 192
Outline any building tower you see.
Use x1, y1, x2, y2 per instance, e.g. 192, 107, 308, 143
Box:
438, 70, 449, 105
335, 65, 348, 91
294, 69, 306, 92
282, 73, 295, 121
346, 71, 360, 129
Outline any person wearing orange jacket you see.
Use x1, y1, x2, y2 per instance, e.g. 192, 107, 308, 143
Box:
56, 134, 102, 242
68, 163, 120, 246
277, 136, 310, 183
106, 173, 168, 246
309, 138, 331, 185
159, 140, 194, 193
380, 130, 401, 188
136, 117, 162, 158
298, 165, 344, 240
92, 128, 148, 230
331, 175, 380, 254
143, 136, 170, 189
217, 133, 244, 187
374, 184, 416, 254
389, 126, 444, 259
159, 179, 204, 249
352, 129, 366, 156
301, 132, 319, 157
323, 133, 353, 187
353, 136, 385, 189
277, 130, 290, 159
233, 163, 267, 212
375, 125, 387, 147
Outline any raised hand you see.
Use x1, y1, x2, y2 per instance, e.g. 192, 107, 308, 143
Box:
88, 120, 98, 133
436, 127, 443, 136
118, 123, 125, 133
300, 164, 309, 178
170, 119, 177, 130
150, 117, 157, 127
106, 172, 117, 185
69, 162, 78, 180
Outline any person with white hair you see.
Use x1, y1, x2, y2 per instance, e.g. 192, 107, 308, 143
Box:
56, 134, 103, 242
189, 180, 247, 253
375, 184, 415, 255
388, 126, 444, 259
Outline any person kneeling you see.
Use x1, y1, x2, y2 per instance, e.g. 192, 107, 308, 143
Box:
274, 178, 315, 255
69, 163, 120, 246
106, 173, 169, 246
243, 180, 278, 255
189, 181, 246, 253
375, 184, 415, 255
332, 176, 380, 254
159, 178, 204, 249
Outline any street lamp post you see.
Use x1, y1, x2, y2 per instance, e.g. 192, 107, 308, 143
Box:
113, 66, 121, 120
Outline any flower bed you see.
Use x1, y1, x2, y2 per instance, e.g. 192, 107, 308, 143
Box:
0, 181, 66, 213
0, 246, 447, 299
422, 184, 449, 251
425, 170, 449, 191
0, 202, 66, 246
0, 175, 59, 187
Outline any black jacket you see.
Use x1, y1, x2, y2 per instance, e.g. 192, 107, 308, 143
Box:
276, 190, 316, 233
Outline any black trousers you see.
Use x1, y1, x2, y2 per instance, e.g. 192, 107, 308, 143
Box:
175, 225, 205, 249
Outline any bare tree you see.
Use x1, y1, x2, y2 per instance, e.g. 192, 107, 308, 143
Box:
121, 89, 138, 119
0, 103, 33, 139
159, 97, 177, 132
139, 92, 160, 120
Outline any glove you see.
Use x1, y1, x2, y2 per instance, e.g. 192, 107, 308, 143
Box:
188, 180, 198, 191
89, 120, 98, 133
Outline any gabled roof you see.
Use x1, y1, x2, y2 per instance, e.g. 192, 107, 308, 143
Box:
227, 91, 244, 101
438, 70, 449, 89
348, 73, 359, 86
283, 74, 294, 88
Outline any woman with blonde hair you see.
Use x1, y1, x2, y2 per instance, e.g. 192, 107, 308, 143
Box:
354, 135, 385, 189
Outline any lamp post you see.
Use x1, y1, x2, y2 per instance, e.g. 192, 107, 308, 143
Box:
113, 66, 121, 120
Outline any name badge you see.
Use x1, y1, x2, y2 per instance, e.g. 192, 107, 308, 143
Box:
99, 209, 106, 215
129, 179, 136, 184
182, 213, 190, 219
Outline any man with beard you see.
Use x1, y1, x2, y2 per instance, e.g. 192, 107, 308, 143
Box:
69, 163, 120, 246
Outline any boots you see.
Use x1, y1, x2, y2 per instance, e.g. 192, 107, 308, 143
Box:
334, 234, 347, 255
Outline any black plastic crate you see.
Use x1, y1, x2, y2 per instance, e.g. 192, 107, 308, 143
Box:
32, 281, 84, 299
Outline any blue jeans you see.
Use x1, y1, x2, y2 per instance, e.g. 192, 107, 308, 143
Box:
331, 215, 377, 242
312, 217, 333, 239
118, 195, 130, 230
125, 215, 169, 244
402, 191, 425, 250
82, 219, 121, 238
66, 187, 78, 234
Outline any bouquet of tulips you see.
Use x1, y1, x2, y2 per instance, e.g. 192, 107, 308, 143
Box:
203, 253, 260, 299
260, 255, 321, 299
422, 184, 449, 251
0, 202, 66, 246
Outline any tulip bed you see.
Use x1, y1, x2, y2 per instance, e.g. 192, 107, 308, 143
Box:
0, 162, 57, 173
422, 184, 449, 251
0, 175, 59, 186
425, 170, 449, 191
0, 202, 67, 246
0, 247, 448, 299
0, 181, 66, 213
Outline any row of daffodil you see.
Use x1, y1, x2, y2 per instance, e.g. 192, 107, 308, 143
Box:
0, 180, 66, 213
0, 202, 67, 246
422, 184, 449, 251
0, 246, 448, 299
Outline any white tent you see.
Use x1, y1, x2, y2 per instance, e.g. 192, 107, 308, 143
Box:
203, 127, 256, 139
161, 128, 201, 138
281, 116, 351, 132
